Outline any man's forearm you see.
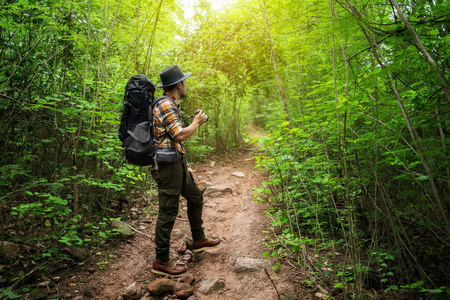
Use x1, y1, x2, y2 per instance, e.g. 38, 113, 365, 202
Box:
174, 122, 200, 142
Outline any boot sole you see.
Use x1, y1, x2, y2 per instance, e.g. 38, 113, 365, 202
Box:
151, 269, 185, 278
193, 244, 220, 253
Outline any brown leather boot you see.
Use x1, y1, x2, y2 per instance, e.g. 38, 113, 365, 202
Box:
152, 261, 187, 277
192, 238, 220, 253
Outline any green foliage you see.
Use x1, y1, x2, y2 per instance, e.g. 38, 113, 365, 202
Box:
0, 287, 21, 299
248, 0, 450, 297
1, 0, 449, 298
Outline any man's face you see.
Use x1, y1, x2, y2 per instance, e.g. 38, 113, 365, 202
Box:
180, 80, 188, 99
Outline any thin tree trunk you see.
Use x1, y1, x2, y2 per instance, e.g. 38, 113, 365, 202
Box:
344, 0, 450, 234
102, 0, 120, 84
331, 1, 362, 296
257, 0, 288, 117
82, 0, 91, 102
135, 0, 141, 71
435, 101, 450, 182
84, 0, 93, 173
388, 0, 450, 104
143, 0, 163, 74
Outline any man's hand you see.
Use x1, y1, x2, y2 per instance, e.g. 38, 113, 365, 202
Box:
174, 109, 206, 142
187, 167, 197, 185
193, 109, 207, 126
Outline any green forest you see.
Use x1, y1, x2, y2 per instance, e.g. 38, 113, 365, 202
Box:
0, 0, 449, 298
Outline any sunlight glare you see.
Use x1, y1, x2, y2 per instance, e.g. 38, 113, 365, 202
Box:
180, 0, 232, 19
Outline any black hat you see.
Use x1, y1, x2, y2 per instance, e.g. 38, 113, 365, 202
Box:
157, 65, 192, 88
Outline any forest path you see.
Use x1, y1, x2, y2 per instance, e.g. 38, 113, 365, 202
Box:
59, 130, 300, 299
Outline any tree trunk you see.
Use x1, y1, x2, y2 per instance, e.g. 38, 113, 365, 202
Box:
257, 0, 289, 117
388, 0, 450, 104
344, 0, 450, 235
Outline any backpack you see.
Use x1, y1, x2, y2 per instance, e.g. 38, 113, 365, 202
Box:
118, 74, 163, 166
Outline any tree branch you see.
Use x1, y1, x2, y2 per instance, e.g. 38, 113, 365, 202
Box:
389, 0, 450, 104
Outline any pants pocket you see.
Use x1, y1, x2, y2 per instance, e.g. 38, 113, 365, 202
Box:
151, 164, 174, 186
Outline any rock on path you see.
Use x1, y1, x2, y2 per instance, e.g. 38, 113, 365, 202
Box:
198, 278, 226, 295
234, 257, 271, 273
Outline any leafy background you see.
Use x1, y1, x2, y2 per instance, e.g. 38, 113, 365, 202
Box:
0, 0, 449, 298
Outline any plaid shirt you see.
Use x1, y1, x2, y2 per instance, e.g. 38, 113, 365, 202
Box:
153, 93, 185, 155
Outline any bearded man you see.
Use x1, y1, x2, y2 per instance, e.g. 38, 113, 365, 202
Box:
151, 65, 220, 277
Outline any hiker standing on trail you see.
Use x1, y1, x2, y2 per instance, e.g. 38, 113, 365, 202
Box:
151, 65, 220, 277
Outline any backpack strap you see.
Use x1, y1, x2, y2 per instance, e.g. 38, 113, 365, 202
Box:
151, 95, 172, 144
152, 95, 173, 147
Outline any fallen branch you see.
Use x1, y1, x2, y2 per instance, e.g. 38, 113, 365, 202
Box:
129, 225, 153, 240
10, 259, 49, 291
264, 267, 282, 300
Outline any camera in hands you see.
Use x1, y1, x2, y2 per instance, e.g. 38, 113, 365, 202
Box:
194, 109, 209, 122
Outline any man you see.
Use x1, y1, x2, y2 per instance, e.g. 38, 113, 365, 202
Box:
151, 65, 220, 277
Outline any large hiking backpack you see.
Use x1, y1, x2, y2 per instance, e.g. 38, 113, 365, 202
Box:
119, 75, 159, 166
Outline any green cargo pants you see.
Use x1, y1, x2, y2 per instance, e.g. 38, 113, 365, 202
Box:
151, 158, 205, 262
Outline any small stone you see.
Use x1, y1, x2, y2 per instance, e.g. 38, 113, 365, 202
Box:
0, 241, 20, 260
37, 281, 50, 287
210, 161, 216, 167
203, 186, 233, 198
182, 254, 192, 262
180, 273, 194, 285
174, 282, 194, 298
185, 238, 193, 250
176, 240, 187, 254
140, 292, 153, 300
148, 252, 156, 262
198, 278, 225, 295
61, 245, 88, 261
73, 296, 84, 300
231, 172, 245, 178
192, 252, 204, 262
316, 292, 327, 299
123, 282, 142, 300
172, 229, 185, 240
111, 220, 135, 238
147, 278, 174, 296
234, 257, 271, 273
83, 286, 99, 298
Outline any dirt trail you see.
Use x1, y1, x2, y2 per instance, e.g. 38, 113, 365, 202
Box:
58, 139, 300, 299
181, 148, 296, 299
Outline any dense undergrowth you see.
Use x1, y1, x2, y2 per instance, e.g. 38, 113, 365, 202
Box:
1, 0, 449, 298
253, 110, 449, 299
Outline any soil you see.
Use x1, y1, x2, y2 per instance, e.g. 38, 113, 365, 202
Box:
56, 139, 305, 299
